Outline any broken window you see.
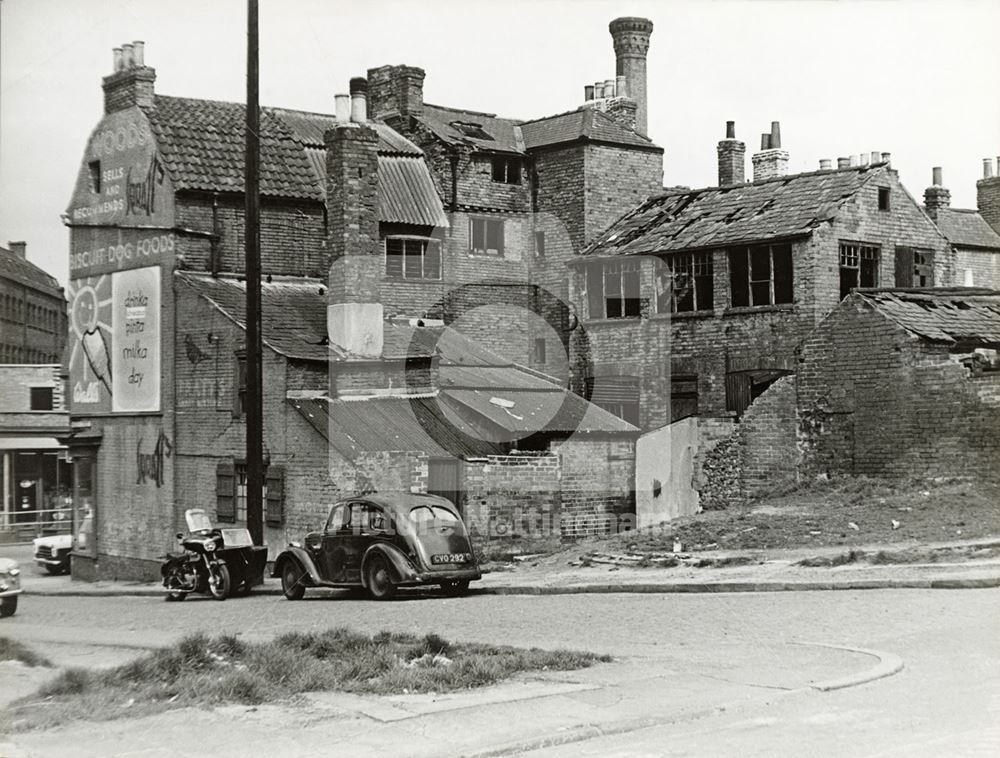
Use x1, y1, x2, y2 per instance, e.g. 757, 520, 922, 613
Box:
586, 376, 640, 426
588, 260, 641, 319
729, 243, 793, 307
491, 156, 522, 184
385, 237, 442, 280
839, 242, 880, 298
450, 121, 494, 141
878, 187, 891, 212
470, 218, 505, 255
894, 247, 934, 287
656, 252, 714, 313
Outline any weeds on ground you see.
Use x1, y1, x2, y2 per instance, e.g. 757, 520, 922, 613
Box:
2, 629, 610, 732
0, 638, 51, 668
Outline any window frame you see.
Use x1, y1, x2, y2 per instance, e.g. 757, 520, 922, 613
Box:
656, 252, 714, 314
384, 236, 442, 281
29, 386, 54, 411
588, 260, 642, 320
839, 241, 881, 298
728, 243, 794, 308
491, 156, 522, 185
878, 187, 891, 212
469, 217, 505, 256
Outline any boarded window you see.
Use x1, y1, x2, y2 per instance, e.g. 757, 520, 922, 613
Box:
729, 244, 793, 307
264, 465, 285, 526
657, 252, 713, 313
216, 460, 236, 523
470, 218, 504, 255
840, 242, 880, 298
671, 374, 698, 422
385, 237, 441, 280
586, 376, 640, 426
895, 247, 934, 287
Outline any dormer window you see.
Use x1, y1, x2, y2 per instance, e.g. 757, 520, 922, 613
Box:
491, 156, 521, 184
451, 121, 494, 141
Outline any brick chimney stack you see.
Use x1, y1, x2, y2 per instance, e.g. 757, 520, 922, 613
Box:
751, 121, 789, 182
326, 77, 383, 359
977, 157, 1000, 235
923, 166, 951, 222
366, 65, 425, 120
609, 17, 653, 137
7, 241, 26, 260
102, 40, 155, 113
717, 121, 745, 186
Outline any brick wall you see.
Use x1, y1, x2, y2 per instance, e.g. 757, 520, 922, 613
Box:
462, 453, 561, 545
0, 365, 65, 413
553, 437, 635, 538
955, 248, 1000, 289
737, 375, 798, 495
978, 176, 1000, 235
797, 294, 1000, 479
583, 144, 662, 245
174, 193, 328, 278
0, 276, 67, 364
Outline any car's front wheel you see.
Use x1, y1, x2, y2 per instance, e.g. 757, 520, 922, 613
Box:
281, 560, 306, 601
0, 597, 17, 617
44, 562, 69, 576
365, 555, 396, 600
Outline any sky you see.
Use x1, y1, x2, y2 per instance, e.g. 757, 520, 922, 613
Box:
1, 0, 998, 287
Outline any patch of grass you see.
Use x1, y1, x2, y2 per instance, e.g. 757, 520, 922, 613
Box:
2, 629, 609, 732
0, 638, 51, 668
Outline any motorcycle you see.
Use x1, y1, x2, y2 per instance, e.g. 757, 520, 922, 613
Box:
161, 509, 267, 601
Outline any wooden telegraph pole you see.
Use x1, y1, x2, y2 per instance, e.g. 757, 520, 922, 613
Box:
245, 0, 264, 545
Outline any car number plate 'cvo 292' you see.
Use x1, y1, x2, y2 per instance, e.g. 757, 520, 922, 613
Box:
432, 553, 470, 565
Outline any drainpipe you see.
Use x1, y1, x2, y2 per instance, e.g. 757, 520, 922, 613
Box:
449, 151, 460, 213
210, 193, 222, 276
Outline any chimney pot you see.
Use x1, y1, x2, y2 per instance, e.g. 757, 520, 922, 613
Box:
932, 166, 943, 186
594, 81, 604, 99
113, 47, 123, 72
760, 133, 770, 150
881, 152, 891, 165
350, 92, 367, 123
349, 77, 367, 95
770, 121, 781, 149
7, 241, 26, 260
584, 84, 595, 101
726, 121, 736, 139
985, 158, 995, 179
121, 43, 134, 68
616, 75, 627, 98
604, 79, 616, 97
837, 157, 850, 169
871, 151, 881, 165
334, 94, 350, 124
132, 40, 144, 67
819, 159, 832, 171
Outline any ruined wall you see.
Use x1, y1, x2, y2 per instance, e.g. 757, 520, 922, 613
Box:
797, 295, 1000, 479
582, 144, 662, 245
463, 453, 561, 547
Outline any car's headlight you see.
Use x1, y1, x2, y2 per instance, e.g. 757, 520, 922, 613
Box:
204, 541, 216, 552
7, 568, 19, 577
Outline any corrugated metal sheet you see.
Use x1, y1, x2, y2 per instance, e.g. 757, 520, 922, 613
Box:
287, 396, 501, 460
377, 156, 449, 227
440, 365, 560, 391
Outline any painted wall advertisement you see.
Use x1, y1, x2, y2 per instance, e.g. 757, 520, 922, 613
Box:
69, 266, 161, 414
66, 106, 174, 231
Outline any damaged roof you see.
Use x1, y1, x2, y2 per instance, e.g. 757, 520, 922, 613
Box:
856, 288, 1000, 346
934, 208, 1000, 251
147, 96, 447, 226
582, 165, 886, 258
287, 395, 503, 460
520, 107, 659, 152
416, 104, 525, 154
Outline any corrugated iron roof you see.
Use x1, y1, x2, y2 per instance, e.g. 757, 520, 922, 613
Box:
0, 245, 62, 295
377, 156, 450, 227
856, 288, 1000, 346
935, 208, 1000, 250
582, 165, 884, 258
520, 107, 659, 152
287, 395, 502, 460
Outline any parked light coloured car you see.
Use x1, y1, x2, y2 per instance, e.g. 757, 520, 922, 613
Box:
33, 534, 73, 575
0, 558, 23, 617
273, 493, 481, 600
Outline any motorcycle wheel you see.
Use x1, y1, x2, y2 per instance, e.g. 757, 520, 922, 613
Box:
208, 563, 231, 601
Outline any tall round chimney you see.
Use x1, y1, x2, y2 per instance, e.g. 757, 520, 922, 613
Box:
609, 17, 653, 136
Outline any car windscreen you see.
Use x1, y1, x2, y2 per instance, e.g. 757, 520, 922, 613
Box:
403, 505, 466, 535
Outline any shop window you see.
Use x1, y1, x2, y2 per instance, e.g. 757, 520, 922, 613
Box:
894, 247, 934, 287
470, 218, 504, 255
840, 242, 880, 298
657, 252, 714, 313
30, 387, 53, 411
587, 260, 642, 319
385, 237, 441, 280
491, 156, 521, 184
586, 376, 640, 426
729, 243, 793, 307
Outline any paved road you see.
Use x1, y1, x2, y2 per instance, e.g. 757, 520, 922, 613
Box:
2, 586, 998, 756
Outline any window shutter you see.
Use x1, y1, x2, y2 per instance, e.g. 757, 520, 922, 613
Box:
894, 247, 914, 287
216, 460, 236, 523
265, 465, 285, 526
587, 265, 605, 320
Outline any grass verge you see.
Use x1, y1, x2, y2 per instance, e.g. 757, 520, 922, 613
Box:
0, 638, 51, 668
2, 628, 610, 732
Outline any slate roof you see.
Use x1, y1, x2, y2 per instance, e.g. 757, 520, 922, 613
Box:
287, 395, 502, 460
934, 208, 1000, 251
520, 107, 659, 151
147, 96, 446, 226
581, 165, 885, 259
0, 245, 62, 295
856, 288, 1000, 346
416, 104, 525, 154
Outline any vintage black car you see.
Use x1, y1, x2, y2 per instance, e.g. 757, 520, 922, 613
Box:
272, 493, 481, 600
